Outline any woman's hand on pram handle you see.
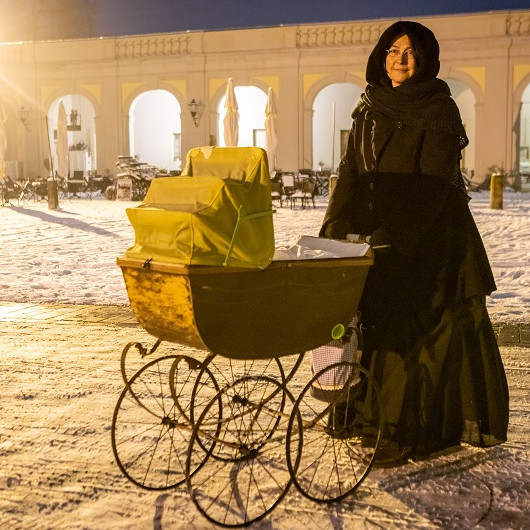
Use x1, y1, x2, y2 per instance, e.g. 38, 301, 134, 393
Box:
346, 233, 371, 244
346, 232, 391, 250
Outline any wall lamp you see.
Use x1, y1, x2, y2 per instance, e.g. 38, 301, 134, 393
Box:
18, 106, 30, 132
188, 99, 204, 127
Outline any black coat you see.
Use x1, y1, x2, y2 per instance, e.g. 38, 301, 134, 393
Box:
320, 109, 496, 332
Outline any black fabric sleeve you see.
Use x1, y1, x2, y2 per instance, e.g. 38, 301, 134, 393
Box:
319, 128, 359, 238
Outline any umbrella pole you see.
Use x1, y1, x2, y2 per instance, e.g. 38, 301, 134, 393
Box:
45, 116, 59, 209
46, 116, 55, 179
331, 102, 336, 172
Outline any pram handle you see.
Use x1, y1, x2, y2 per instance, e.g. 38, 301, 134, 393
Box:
346, 233, 391, 250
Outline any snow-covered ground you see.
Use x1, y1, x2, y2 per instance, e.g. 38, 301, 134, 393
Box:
0, 320, 528, 529
0, 190, 528, 528
0, 190, 528, 323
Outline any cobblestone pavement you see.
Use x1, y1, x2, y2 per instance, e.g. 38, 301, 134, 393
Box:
0, 301, 528, 529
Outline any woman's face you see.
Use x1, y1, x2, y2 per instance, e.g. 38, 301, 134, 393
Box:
385, 34, 417, 87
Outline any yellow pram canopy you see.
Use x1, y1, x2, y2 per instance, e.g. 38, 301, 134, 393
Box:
124, 146, 275, 268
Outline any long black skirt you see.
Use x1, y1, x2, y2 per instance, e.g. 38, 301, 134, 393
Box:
360, 295, 509, 455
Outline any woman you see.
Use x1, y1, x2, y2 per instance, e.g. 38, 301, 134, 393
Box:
321, 21, 509, 466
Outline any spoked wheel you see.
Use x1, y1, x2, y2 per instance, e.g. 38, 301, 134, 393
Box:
195, 354, 291, 441
186, 375, 300, 528
169, 355, 220, 427
111, 355, 220, 490
286, 361, 383, 503
199, 353, 286, 391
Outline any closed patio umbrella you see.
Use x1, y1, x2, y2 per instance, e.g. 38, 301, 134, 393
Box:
0, 104, 7, 180
223, 78, 239, 147
56, 100, 69, 179
265, 87, 278, 171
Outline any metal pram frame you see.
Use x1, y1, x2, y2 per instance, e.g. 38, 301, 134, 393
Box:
111, 252, 384, 528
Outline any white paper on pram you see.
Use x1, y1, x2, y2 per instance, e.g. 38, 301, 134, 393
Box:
273, 235, 370, 261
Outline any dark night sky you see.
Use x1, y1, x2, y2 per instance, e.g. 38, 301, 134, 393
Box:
94, 0, 530, 37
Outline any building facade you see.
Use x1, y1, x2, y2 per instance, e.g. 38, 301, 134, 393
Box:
1, 9, 530, 183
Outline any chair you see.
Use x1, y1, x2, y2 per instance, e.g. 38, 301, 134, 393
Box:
297, 169, 315, 187
67, 170, 86, 198
31, 177, 48, 200
85, 174, 103, 198
314, 170, 330, 197
291, 179, 316, 209
16, 179, 31, 205
271, 180, 283, 207
280, 172, 296, 208
1, 176, 29, 206
56, 177, 69, 199
1, 176, 17, 206
298, 169, 314, 177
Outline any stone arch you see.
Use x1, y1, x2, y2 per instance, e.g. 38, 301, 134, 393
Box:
42, 85, 102, 118
123, 82, 187, 164
45, 90, 99, 178
442, 77, 477, 174
303, 75, 364, 171
440, 67, 485, 107
513, 71, 530, 108
439, 67, 484, 176
209, 77, 270, 115
211, 80, 268, 147
304, 73, 365, 109
128, 88, 183, 170
122, 81, 186, 120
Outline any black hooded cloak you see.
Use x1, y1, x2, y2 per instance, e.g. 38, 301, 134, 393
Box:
319, 21, 508, 454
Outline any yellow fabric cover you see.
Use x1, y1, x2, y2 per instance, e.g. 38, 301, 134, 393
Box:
124, 146, 275, 268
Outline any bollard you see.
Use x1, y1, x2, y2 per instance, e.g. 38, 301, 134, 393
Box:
490, 172, 503, 210
47, 178, 59, 210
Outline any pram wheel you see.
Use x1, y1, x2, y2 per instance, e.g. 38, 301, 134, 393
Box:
286, 361, 383, 503
186, 375, 299, 527
194, 354, 291, 444
111, 355, 220, 490
199, 353, 287, 392
169, 354, 220, 426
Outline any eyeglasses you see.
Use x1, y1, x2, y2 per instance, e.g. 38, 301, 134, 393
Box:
386, 48, 416, 61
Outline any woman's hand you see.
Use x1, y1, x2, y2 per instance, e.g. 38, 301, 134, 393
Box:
369, 228, 391, 249
346, 229, 391, 251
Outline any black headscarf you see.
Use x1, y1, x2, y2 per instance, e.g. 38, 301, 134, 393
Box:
355, 21, 468, 145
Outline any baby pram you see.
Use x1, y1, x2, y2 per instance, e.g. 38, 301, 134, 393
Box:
112, 147, 383, 527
